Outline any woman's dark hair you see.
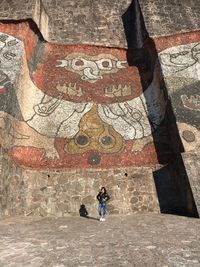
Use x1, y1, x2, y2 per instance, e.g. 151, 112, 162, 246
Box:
100, 187, 107, 193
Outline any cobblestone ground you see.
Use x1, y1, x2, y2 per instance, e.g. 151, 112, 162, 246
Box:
0, 214, 199, 267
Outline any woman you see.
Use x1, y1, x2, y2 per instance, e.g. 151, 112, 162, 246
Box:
96, 187, 110, 221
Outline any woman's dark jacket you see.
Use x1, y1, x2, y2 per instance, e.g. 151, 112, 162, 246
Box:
96, 192, 110, 204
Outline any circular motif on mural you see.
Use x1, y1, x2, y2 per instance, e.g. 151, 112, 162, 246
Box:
100, 135, 113, 146
132, 111, 142, 120
75, 135, 89, 146
182, 130, 196, 143
74, 59, 84, 66
88, 154, 101, 165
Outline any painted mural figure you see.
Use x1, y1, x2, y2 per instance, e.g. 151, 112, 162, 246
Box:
0, 31, 169, 168
159, 42, 200, 152
1, 29, 199, 169
96, 187, 110, 222
56, 53, 127, 83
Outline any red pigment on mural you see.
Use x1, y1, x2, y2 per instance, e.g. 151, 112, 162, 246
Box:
0, 87, 6, 95
0, 22, 38, 61
154, 31, 200, 52
32, 44, 144, 104
2, 22, 196, 170
10, 141, 164, 170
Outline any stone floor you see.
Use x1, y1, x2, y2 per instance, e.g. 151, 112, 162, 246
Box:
0, 214, 199, 267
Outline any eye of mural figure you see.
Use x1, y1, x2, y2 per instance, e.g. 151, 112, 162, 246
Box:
102, 61, 109, 67
100, 135, 113, 146
72, 58, 88, 71
75, 59, 84, 66
75, 135, 89, 146
96, 59, 112, 70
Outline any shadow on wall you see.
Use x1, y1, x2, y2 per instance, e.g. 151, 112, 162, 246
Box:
79, 204, 99, 221
153, 156, 198, 217
79, 204, 89, 217
122, 0, 181, 165
122, 0, 199, 218
0, 18, 45, 41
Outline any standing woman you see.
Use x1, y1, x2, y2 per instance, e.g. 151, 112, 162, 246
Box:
96, 187, 110, 221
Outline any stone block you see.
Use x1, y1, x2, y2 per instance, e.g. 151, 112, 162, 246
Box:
0, 165, 160, 217
182, 152, 200, 216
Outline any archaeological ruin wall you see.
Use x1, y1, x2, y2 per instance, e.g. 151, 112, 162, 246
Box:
0, 0, 199, 217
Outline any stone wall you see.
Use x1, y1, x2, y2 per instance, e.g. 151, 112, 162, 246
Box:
0, 1, 199, 218
0, 148, 25, 217
0, 0, 199, 46
0, 155, 159, 217
153, 155, 199, 217
182, 152, 200, 216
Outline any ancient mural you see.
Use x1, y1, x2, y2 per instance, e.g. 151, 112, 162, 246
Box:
159, 42, 200, 152
1, 25, 199, 170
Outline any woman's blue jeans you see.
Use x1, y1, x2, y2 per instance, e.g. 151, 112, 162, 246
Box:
99, 203, 106, 217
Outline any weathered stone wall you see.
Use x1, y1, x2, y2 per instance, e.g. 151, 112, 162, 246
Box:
0, 0, 199, 46
182, 152, 200, 216
158, 36, 200, 155
0, 148, 26, 217
0, 157, 159, 216
153, 154, 199, 217
0, 0, 199, 218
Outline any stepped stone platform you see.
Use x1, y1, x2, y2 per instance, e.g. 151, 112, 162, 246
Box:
0, 0, 200, 217
0, 214, 199, 267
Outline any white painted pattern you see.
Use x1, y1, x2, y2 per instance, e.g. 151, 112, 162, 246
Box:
0, 32, 167, 141
0, 33, 24, 84
98, 60, 167, 139
159, 42, 200, 80
25, 60, 166, 139
56, 53, 127, 83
